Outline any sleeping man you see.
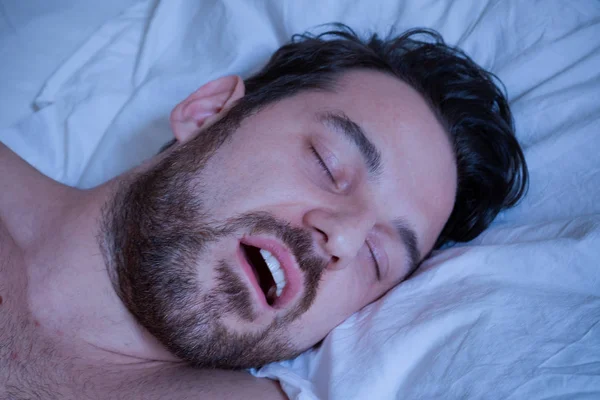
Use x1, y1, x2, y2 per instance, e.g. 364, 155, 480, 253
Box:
0, 26, 527, 398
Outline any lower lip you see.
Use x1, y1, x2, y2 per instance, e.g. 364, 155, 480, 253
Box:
236, 245, 271, 310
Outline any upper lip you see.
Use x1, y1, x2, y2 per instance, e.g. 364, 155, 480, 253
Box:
239, 235, 302, 310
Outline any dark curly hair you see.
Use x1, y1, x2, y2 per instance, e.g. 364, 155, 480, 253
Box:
164, 24, 528, 250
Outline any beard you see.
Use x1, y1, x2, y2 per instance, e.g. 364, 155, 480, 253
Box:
99, 112, 327, 369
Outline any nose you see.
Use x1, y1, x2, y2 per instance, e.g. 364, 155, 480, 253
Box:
303, 204, 376, 269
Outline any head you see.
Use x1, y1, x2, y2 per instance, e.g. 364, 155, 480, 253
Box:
101, 25, 527, 369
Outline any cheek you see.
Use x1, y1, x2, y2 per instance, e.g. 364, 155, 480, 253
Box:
199, 143, 311, 217
320, 271, 375, 316
287, 270, 375, 347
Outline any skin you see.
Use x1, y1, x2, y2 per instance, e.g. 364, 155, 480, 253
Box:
0, 69, 456, 398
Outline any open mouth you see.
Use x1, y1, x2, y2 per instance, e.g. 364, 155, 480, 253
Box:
240, 243, 287, 306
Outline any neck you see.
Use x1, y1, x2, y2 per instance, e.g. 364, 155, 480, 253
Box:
0, 143, 177, 364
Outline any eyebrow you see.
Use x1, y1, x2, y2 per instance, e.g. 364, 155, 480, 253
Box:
392, 218, 421, 278
316, 111, 383, 178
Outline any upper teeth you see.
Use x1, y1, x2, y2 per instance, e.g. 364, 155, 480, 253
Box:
259, 249, 287, 297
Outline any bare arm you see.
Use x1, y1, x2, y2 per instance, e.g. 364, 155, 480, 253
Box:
88, 363, 288, 400
131, 365, 288, 400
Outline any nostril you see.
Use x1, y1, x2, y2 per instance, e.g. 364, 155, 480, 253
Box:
326, 255, 344, 271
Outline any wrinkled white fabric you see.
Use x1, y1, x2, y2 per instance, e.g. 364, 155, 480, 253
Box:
1, 1, 599, 399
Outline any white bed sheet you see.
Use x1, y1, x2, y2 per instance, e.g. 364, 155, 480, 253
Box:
0, 0, 137, 129
1, 1, 599, 399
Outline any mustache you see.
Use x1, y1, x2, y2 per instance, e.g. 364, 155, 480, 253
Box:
217, 211, 329, 322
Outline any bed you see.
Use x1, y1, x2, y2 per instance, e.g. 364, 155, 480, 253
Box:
1, 0, 599, 398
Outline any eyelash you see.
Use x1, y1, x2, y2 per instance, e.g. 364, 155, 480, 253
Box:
367, 241, 381, 280
310, 145, 335, 182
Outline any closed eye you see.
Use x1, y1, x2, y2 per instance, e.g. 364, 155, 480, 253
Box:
367, 241, 381, 281
310, 145, 335, 182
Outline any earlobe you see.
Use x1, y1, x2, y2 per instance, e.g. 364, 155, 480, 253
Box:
170, 75, 245, 143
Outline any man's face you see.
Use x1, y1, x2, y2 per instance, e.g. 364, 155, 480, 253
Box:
104, 70, 457, 368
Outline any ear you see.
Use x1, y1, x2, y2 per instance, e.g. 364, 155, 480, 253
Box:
169, 75, 245, 143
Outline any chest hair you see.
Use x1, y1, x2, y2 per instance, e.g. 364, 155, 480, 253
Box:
0, 226, 75, 399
